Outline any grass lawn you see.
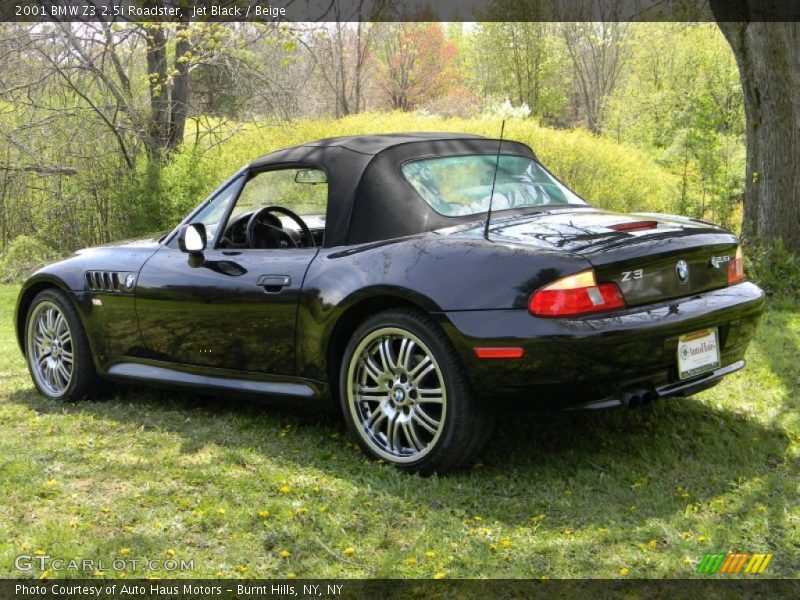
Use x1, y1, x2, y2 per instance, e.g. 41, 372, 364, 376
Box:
1, 283, 798, 579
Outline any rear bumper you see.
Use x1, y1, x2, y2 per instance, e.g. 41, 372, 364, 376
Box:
436, 282, 766, 410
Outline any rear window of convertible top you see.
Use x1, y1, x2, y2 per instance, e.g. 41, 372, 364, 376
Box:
401, 154, 586, 217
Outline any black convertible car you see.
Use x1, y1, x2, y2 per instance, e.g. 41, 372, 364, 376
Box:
15, 133, 765, 473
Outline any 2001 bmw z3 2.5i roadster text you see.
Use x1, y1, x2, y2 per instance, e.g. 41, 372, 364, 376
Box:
15, 133, 765, 473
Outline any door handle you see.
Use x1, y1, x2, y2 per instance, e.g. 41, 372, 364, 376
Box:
257, 274, 291, 293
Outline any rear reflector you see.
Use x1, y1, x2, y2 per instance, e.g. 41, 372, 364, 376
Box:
529, 269, 626, 317
474, 347, 525, 359
608, 220, 658, 232
728, 246, 745, 284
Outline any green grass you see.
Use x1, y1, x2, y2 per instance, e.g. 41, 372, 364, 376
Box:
1, 284, 798, 580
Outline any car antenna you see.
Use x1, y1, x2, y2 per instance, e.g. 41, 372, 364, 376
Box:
483, 119, 506, 240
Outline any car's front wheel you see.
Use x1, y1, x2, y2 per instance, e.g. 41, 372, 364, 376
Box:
340, 308, 494, 474
25, 288, 101, 402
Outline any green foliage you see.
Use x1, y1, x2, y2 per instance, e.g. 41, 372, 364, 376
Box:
467, 22, 570, 122
746, 239, 800, 301
0, 235, 60, 283
606, 24, 745, 229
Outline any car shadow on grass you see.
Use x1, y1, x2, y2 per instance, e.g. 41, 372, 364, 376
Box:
7, 383, 797, 575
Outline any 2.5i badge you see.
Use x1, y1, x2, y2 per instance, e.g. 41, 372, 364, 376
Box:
677, 328, 721, 379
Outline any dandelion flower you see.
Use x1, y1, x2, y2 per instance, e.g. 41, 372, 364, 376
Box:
279, 485, 292, 494
165, 549, 176, 558
425, 551, 436, 559
280, 550, 292, 559
235, 564, 247, 574
119, 548, 131, 556
343, 547, 355, 557
287, 572, 297, 579
433, 572, 446, 579
501, 539, 512, 548
258, 510, 270, 518
619, 567, 629, 576
758, 505, 767, 513
648, 539, 657, 549
405, 557, 417, 566
217, 508, 227, 515
34, 549, 46, 556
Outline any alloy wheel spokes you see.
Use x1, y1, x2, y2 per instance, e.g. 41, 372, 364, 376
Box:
349, 328, 447, 462
27, 302, 74, 397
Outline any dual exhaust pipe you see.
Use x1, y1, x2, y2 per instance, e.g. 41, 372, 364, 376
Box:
619, 387, 658, 409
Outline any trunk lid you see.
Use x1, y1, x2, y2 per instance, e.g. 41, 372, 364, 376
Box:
453, 207, 740, 307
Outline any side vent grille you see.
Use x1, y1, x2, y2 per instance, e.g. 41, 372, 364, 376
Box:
85, 271, 125, 293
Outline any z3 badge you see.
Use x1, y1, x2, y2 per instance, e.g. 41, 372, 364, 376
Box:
621, 269, 644, 281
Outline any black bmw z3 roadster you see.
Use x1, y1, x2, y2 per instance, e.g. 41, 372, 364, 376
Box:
15, 133, 765, 473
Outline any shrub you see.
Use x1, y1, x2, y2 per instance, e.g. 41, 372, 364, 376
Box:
482, 98, 532, 120
746, 239, 800, 301
0, 235, 61, 283
196, 112, 680, 217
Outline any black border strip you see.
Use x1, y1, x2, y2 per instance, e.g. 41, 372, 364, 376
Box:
3, 0, 800, 23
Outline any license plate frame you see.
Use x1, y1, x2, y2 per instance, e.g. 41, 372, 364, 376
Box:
677, 328, 721, 380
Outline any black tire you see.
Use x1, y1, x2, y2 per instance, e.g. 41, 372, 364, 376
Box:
24, 288, 103, 402
339, 308, 494, 474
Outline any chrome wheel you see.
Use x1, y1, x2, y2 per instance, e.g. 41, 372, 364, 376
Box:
27, 301, 74, 397
347, 327, 447, 463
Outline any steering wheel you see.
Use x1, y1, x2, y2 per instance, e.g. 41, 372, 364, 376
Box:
246, 206, 316, 250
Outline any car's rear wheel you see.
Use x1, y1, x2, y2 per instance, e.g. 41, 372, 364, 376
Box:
340, 308, 494, 474
25, 289, 100, 402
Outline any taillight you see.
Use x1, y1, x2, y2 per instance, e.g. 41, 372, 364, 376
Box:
727, 246, 745, 284
529, 269, 626, 317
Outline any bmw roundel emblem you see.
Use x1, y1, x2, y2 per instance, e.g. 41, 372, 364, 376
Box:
124, 273, 137, 291
676, 260, 689, 283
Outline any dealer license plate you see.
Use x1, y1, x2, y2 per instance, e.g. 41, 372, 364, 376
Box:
677, 328, 721, 380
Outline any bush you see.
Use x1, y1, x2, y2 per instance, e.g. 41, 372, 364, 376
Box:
0, 235, 61, 283
194, 112, 680, 217
746, 239, 800, 301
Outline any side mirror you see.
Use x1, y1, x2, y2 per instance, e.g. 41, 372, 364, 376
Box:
178, 223, 207, 255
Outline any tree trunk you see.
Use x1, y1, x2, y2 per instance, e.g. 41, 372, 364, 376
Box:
168, 23, 190, 151
715, 19, 800, 253
144, 25, 170, 159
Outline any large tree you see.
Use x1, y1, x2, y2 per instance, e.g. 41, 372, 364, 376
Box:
712, 6, 800, 253
374, 22, 458, 111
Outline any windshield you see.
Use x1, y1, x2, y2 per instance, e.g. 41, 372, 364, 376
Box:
401, 154, 587, 217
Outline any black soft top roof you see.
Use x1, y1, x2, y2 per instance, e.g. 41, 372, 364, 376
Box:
249, 133, 536, 247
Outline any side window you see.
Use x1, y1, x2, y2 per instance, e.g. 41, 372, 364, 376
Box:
172, 176, 242, 248
228, 168, 328, 222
